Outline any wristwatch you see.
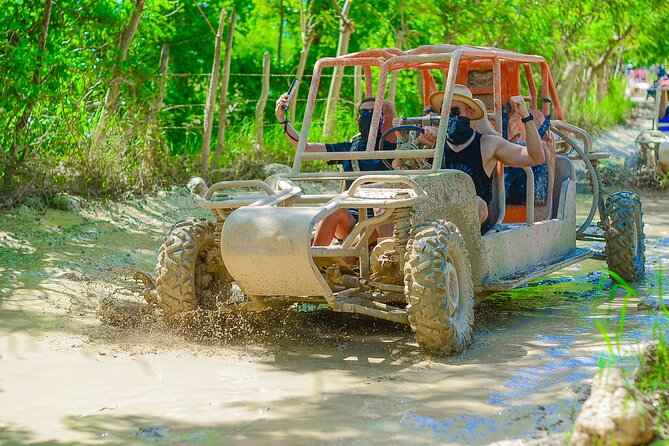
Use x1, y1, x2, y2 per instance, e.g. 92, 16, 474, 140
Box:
521, 113, 534, 123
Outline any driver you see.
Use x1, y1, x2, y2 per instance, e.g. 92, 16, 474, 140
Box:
430, 84, 544, 233
391, 105, 440, 169
275, 94, 397, 247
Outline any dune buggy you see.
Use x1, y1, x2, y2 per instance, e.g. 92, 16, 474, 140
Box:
149, 45, 645, 355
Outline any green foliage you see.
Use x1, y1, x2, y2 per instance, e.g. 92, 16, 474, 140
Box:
566, 78, 635, 131
595, 269, 669, 439
2, 0, 669, 203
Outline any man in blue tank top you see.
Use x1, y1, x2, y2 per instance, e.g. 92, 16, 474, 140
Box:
430, 85, 545, 233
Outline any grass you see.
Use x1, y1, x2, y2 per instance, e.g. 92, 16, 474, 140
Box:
595, 269, 669, 439
567, 77, 635, 132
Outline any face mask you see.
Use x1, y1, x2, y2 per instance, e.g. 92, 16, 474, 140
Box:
446, 113, 473, 145
358, 109, 383, 141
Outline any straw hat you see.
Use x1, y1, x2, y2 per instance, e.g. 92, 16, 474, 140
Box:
428, 84, 485, 120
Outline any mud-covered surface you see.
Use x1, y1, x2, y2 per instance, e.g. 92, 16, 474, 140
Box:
2, 116, 669, 444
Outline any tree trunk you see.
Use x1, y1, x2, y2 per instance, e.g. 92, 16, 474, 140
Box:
149, 44, 170, 126
557, 59, 581, 101
96, 0, 145, 129
354, 65, 362, 105
585, 27, 632, 102
277, 0, 284, 62
4, 0, 53, 191
288, 39, 313, 123
288, 0, 316, 122
199, 8, 227, 180
388, 0, 406, 104
145, 44, 170, 168
211, 11, 237, 170
323, 0, 353, 137
255, 51, 271, 157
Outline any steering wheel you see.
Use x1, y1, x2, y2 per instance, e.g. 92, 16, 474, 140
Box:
379, 125, 427, 170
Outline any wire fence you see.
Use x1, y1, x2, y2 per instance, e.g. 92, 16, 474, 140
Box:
168, 72, 360, 78
162, 97, 352, 110
159, 71, 361, 133
160, 120, 330, 130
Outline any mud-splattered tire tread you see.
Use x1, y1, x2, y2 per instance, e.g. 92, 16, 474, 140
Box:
155, 218, 230, 319
603, 191, 645, 282
404, 221, 474, 355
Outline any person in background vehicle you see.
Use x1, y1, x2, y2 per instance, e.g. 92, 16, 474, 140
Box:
429, 84, 545, 234
658, 86, 669, 132
274, 94, 397, 247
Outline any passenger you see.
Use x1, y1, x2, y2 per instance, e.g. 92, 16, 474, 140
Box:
430, 84, 544, 233
658, 88, 669, 132
274, 94, 397, 247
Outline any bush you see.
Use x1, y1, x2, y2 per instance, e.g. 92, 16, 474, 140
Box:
567, 78, 635, 132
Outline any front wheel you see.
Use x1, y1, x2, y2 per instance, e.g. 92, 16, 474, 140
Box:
603, 191, 645, 282
404, 221, 474, 355
155, 218, 235, 320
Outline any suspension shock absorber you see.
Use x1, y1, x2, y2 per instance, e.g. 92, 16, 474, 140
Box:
392, 206, 412, 271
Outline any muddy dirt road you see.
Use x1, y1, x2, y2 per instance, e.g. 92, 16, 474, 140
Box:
1, 129, 668, 444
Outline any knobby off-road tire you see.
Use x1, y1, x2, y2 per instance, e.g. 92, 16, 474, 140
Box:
155, 218, 233, 320
404, 220, 474, 355
603, 191, 645, 282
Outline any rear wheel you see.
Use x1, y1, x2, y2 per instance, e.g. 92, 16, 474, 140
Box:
404, 221, 474, 355
155, 218, 234, 320
603, 191, 645, 282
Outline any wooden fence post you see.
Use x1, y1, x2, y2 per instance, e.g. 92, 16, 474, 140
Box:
323, 0, 353, 137
388, 0, 406, 104
199, 8, 227, 179
354, 65, 362, 105
149, 44, 170, 125
255, 51, 271, 156
289, 0, 316, 122
145, 43, 170, 166
211, 10, 237, 170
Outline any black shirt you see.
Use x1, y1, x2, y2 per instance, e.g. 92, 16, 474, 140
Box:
441, 132, 493, 204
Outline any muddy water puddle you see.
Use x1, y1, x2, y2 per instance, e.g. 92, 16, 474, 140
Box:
0, 191, 668, 445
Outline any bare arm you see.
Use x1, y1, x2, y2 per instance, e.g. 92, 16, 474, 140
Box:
275, 94, 326, 152
490, 95, 545, 168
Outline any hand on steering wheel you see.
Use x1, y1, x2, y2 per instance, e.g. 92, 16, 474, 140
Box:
379, 125, 425, 170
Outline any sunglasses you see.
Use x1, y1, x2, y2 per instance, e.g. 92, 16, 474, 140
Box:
433, 106, 462, 116
358, 108, 375, 117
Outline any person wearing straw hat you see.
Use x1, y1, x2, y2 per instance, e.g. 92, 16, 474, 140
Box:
429, 84, 544, 234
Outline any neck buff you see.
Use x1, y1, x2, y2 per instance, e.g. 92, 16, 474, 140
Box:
447, 115, 474, 145
358, 109, 384, 141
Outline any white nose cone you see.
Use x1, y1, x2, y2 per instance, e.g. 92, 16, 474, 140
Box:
659, 140, 669, 173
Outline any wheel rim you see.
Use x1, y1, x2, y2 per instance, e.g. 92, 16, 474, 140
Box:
445, 253, 460, 317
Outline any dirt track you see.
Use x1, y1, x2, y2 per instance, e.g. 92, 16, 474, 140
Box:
1, 108, 668, 445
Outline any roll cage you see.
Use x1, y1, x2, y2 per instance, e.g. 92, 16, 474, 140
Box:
292, 44, 566, 175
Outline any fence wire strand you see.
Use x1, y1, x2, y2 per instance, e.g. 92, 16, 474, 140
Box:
169, 72, 358, 78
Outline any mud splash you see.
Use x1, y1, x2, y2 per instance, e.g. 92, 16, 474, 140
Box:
1, 190, 668, 445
